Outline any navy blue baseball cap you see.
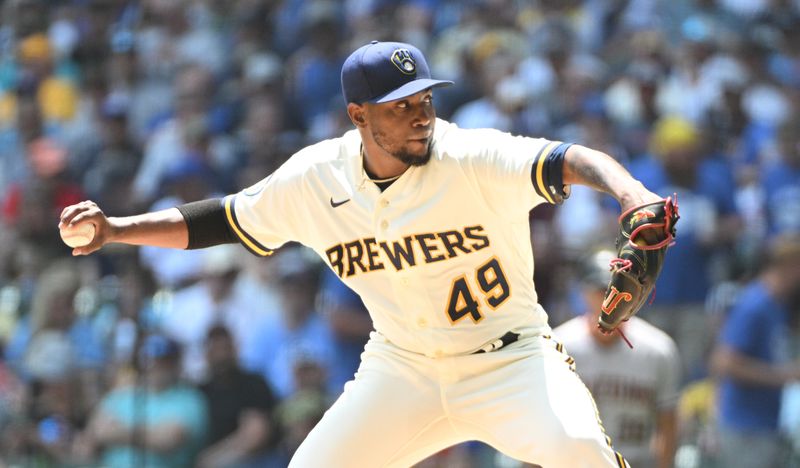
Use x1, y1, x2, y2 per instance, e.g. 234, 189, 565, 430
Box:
341, 41, 453, 104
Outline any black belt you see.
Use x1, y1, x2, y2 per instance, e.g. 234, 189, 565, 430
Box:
471, 331, 521, 354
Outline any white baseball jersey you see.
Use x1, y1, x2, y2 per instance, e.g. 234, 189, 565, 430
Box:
224, 118, 559, 357
554, 316, 681, 466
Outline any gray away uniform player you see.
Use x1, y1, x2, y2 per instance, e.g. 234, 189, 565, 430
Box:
60, 41, 666, 467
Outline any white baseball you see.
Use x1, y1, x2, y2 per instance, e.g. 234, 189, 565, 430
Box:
60, 223, 96, 248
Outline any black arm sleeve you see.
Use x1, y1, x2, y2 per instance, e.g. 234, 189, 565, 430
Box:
531, 142, 572, 204
175, 198, 238, 249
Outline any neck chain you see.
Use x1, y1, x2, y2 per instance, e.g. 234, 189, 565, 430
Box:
370, 174, 402, 183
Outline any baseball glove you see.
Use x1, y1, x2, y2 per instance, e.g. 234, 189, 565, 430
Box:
597, 195, 679, 340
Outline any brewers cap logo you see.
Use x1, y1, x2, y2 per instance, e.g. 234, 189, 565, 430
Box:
391, 49, 416, 75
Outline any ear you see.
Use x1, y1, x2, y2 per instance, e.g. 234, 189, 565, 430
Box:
347, 103, 367, 127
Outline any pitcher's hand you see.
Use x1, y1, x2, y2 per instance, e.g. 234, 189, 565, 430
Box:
58, 200, 115, 255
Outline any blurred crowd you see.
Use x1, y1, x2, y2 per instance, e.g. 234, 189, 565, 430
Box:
0, 0, 798, 467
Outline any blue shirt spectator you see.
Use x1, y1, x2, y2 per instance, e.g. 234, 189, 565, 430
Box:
284, 5, 343, 130
717, 281, 789, 432
88, 335, 209, 468
318, 269, 372, 392
96, 384, 208, 468
762, 118, 800, 237
711, 235, 800, 468
242, 310, 335, 399
241, 247, 335, 398
761, 159, 800, 237
5, 262, 106, 381
6, 314, 106, 380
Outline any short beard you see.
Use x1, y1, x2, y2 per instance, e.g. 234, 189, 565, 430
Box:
394, 144, 432, 166
372, 129, 433, 167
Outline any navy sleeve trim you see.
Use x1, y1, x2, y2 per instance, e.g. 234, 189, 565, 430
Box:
531, 142, 572, 205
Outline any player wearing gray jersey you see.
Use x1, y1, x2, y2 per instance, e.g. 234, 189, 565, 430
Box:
554, 249, 681, 468
59, 41, 666, 467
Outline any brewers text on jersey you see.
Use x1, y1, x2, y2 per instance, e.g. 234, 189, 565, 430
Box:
325, 224, 490, 277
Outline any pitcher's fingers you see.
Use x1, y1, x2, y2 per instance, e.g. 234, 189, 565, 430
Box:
59, 204, 88, 226
68, 211, 98, 227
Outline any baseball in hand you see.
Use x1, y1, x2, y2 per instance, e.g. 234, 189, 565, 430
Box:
60, 223, 96, 248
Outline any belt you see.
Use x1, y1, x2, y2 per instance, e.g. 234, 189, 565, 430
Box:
471, 331, 521, 354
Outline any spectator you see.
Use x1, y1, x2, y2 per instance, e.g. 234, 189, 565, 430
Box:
24, 374, 87, 466
158, 244, 278, 381
0, 32, 79, 128
0, 343, 27, 465
132, 63, 236, 206
318, 268, 372, 391
451, 54, 520, 132
676, 376, 719, 468
235, 93, 302, 191
0, 93, 37, 198
84, 334, 208, 468
554, 249, 681, 468
761, 115, 800, 237
283, 1, 345, 131
604, 59, 665, 132
79, 91, 144, 217
5, 259, 104, 381
107, 262, 159, 369
1, 98, 85, 260
274, 356, 331, 462
655, 18, 722, 125
710, 234, 800, 468
241, 247, 335, 398
198, 325, 281, 468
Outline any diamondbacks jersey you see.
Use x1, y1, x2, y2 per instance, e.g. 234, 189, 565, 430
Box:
224, 119, 562, 357
553, 316, 681, 466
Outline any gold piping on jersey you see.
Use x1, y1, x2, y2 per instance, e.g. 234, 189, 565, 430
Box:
533, 141, 560, 204
615, 451, 628, 468
565, 355, 576, 372
549, 334, 626, 464
224, 196, 273, 257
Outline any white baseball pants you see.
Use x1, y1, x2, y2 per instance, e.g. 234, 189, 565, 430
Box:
290, 330, 628, 467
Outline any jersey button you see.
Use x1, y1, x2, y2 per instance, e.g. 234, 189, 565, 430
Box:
380, 220, 389, 230
416, 317, 427, 327
380, 199, 389, 208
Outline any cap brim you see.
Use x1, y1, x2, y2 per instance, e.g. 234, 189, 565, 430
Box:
372, 79, 454, 103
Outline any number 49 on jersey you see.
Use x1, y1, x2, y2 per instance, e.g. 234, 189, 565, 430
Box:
446, 257, 510, 324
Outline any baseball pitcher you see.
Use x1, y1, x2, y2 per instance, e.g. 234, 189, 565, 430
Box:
60, 41, 677, 467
